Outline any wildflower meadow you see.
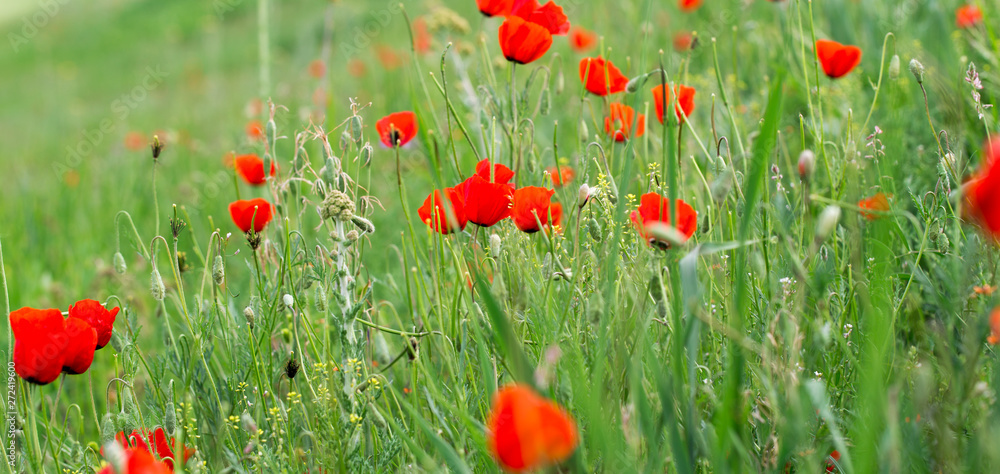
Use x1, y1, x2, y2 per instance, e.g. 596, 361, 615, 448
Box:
3, 0, 1000, 471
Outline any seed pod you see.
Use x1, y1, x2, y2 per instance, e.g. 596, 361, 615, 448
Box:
164, 402, 176, 436
322, 157, 338, 185
113, 252, 127, 275
888, 55, 900, 81
212, 255, 225, 285
266, 119, 277, 146
243, 306, 256, 329
588, 218, 603, 242
151, 266, 165, 301
490, 234, 502, 258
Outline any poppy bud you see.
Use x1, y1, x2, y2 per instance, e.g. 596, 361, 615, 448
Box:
113, 252, 127, 275
322, 157, 338, 185
314, 285, 328, 312
339, 131, 352, 151
243, 306, 255, 329
374, 332, 391, 365
649, 271, 665, 303
578, 184, 593, 208
100, 413, 115, 445
797, 150, 815, 182
151, 266, 165, 301
711, 169, 734, 203
490, 234, 502, 258
283, 294, 295, 308
164, 402, 176, 435
266, 119, 277, 145
625, 72, 651, 94
889, 55, 900, 81
117, 411, 133, 439
212, 255, 225, 285
360, 143, 373, 167
349, 115, 364, 144
909, 59, 925, 84
110, 332, 124, 353
579, 120, 589, 142
935, 228, 950, 253
588, 218, 602, 241
285, 357, 300, 379
816, 206, 841, 241
351, 215, 376, 234
540, 89, 551, 115
556, 69, 565, 95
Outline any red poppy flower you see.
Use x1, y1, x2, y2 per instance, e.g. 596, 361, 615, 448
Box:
246, 120, 264, 141
569, 27, 597, 52
308, 59, 326, 79
964, 137, 1000, 238
418, 187, 467, 234
68, 299, 119, 350
511, 187, 562, 233
651, 84, 696, 124
478, 0, 514, 17
825, 450, 841, 472
229, 198, 274, 233
858, 193, 890, 220
10, 308, 67, 385
956, 5, 983, 29
816, 40, 862, 79
106, 428, 197, 471
98, 447, 172, 474
473, 159, 516, 185
988, 307, 1000, 345
679, 0, 702, 12
630, 193, 698, 249
348, 59, 367, 78
499, 16, 553, 65
579, 57, 628, 96
376, 111, 418, 148
464, 175, 514, 227
511, 0, 570, 36
604, 103, 645, 142
60, 317, 97, 375
673, 31, 694, 52
548, 166, 574, 188
487, 384, 578, 472
234, 154, 277, 186
376, 45, 403, 70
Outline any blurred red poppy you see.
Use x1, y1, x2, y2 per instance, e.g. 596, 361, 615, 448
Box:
651, 84, 696, 124
511, 0, 570, 36
97, 447, 171, 474
679, 0, 702, 12
308, 59, 326, 79
10, 307, 66, 385
511, 187, 562, 233
418, 187, 468, 234
69, 299, 119, 350
234, 154, 277, 186
956, 5, 983, 29
548, 166, 574, 188
414, 17, 432, 54
499, 16, 553, 65
478, 0, 514, 17
61, 317, 97, 375
673, 31, 694, 52
579, 57, 628, 96
630, 193, 697, 249
569, 27, 597, 52
124, 131, 146, 151
246, 120, 264, 141
106, 427, 195, 471
377, 111, 418, 148
816, 40, 862, 79
825, 450, 841, 472
988, 308, 1000, 345
604, 103, 645, 142
376, 45, 403, 70
229, 198, 274, 233
487, 384, 578, 472
348, 59, 367, 78
464, 175, 514, 227
858, 193, 890, 220
964, 137, 1000, 238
